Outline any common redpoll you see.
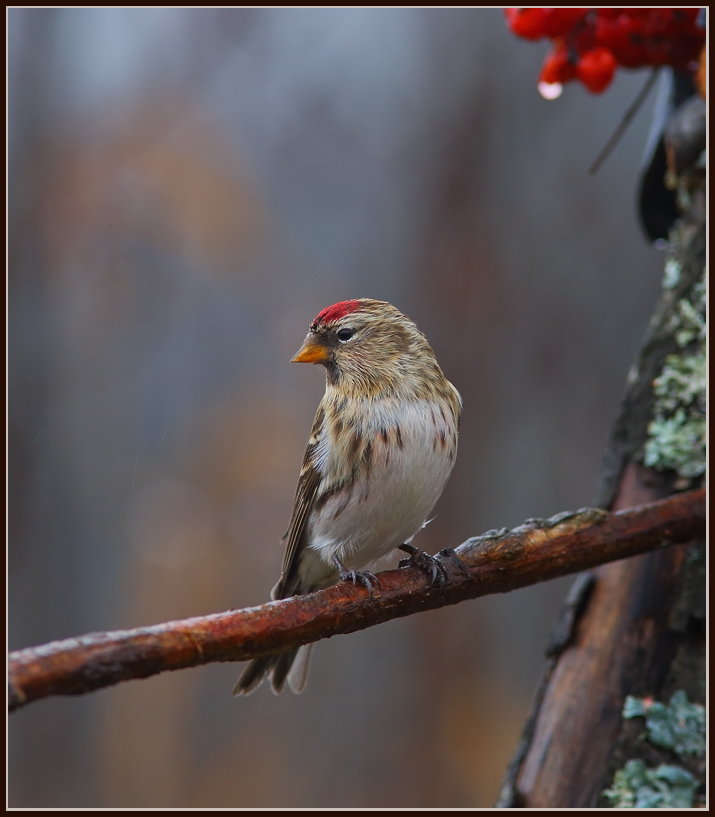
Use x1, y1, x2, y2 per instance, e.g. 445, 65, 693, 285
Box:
233, 299, 461, 695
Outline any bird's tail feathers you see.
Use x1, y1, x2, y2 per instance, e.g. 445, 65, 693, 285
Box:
286, 643, 312, 693
232, 654, 276, 696
234, 557, 323, 696
232, 644, 313, 696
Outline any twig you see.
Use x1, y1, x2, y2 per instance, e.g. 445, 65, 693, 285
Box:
8, 489, 704, 712
589, 68, 661, 175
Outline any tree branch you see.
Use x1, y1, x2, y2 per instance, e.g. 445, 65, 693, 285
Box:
8, 489, 704, 712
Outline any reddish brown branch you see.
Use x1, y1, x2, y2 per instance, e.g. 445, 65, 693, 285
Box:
8, 489, 704, 712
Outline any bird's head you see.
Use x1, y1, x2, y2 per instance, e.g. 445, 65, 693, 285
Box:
291, 299, 441, 397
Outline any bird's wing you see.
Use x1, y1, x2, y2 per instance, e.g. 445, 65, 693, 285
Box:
272, 407, 325, 600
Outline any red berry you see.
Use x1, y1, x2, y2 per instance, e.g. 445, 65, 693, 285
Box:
539, 45, 578, 85
570, 20, 598, 56
617, 9, 649, 20
508, 8, 707, 90
594, 16, 632, 54
642, 11, 670, 39
577, 46, 617, 93
505, 8, 549, 40
541, 8, 589, 38
609, 14, 649, 68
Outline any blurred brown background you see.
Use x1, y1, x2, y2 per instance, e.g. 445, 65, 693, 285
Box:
9, 8, 665, 808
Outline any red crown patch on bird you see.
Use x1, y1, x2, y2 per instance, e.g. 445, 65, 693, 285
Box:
314, 300, 362, 325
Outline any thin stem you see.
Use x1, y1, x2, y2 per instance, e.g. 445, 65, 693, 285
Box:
589, 67, 661, 175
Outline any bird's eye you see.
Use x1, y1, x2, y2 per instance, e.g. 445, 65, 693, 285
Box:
337, 328, 354, 342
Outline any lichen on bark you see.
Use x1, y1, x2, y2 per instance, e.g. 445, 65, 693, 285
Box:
595, 214, 705, 509
603, 759, 698, 808
642, 270, 705, 479
603, 691, 705, 808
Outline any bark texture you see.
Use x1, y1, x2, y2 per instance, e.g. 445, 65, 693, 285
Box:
497, 103, 706, 808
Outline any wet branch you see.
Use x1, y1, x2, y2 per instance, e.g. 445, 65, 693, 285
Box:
8, 488, 704, 712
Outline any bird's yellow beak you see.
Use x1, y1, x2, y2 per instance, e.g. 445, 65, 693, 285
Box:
290, 334, 330, 364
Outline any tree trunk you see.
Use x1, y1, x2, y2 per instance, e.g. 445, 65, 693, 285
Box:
497, 93, 706, 808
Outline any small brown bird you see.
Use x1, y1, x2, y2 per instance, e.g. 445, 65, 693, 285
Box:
233, 299, 461, 695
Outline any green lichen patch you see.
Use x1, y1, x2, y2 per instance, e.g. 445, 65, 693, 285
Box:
623, 690, 705, 758
643, 271, 705, 479
644, 405, 705, 477
663, 257, 681, 289
644, 348, 705, 477
650, 351, 705, 414
603, 759, 698, 808
671, 276, 706, 347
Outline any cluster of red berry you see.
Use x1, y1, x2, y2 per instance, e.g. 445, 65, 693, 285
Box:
505, 8, 705, 94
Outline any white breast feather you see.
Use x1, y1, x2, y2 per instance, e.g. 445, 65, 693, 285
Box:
308, 398, 457, 571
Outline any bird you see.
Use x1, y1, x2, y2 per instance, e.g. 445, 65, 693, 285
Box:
233, 299, 461, 696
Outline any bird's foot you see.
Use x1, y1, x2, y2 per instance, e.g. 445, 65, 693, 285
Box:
333, 557, 381, 598
398, 544, 466, 587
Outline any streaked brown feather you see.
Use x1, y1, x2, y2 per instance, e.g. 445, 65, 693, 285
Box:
273, 437, 323, 599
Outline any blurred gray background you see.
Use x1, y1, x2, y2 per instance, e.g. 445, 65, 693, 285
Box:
9, 8, 665, 808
